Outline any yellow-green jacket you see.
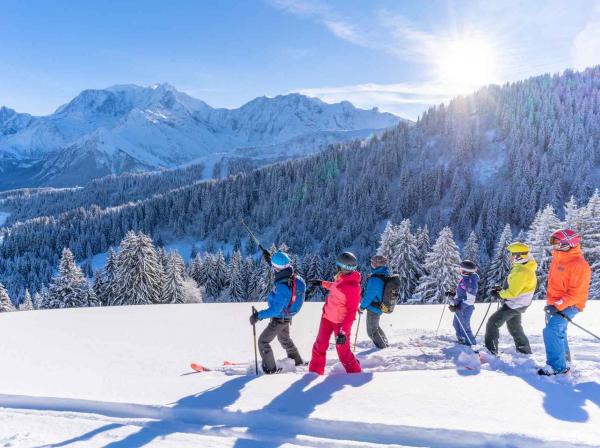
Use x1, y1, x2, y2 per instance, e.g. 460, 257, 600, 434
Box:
499, 257, 538, 309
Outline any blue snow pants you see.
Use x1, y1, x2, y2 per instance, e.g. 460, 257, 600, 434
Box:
453, 304, 476, 345
543, 306, 579, 373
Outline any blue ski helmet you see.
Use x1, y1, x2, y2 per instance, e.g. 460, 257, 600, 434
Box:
271, 251, 292, 270
336, 251, 358, 272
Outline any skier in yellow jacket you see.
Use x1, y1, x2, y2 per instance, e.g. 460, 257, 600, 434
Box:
484, 242, 537, 355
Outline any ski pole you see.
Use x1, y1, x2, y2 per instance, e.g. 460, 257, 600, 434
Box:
475, 299, 492, 338
353, 311, 362, 352
557, 311, 600, 341
241, 219, 266, 251
251, 306, 259, 375
435, 294, 450, 337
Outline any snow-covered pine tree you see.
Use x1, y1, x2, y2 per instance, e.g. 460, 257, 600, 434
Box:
413, 227, 461, 304
243, 256, 259, 301
32, 291, 42, 310
388, 219, 423, 302
526, 205, 562, 299
20, 289, 33, 311
564, 196, 582, 231
377, 221, 396, 259
161, 251, 186, 304
462, 231, 481, 267
113, 231, 163, 305
213, 250, 230, 301
43, 248, 97, 309
483, 224, 513, 301
0, 282, 14, 312
189, 254, 207, 288
226, 250, 246, 302
415, 225, 431, 267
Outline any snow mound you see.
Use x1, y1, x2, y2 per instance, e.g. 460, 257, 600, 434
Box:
0, 302, 598, 447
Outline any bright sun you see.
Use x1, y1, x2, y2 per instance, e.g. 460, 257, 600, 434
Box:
435, 35, 497, 91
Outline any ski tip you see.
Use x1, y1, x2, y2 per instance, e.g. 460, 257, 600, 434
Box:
190, 363, 209, 372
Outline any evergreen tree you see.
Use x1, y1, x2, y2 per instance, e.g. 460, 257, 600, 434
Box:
43, 248, 97, 309
162, 251, 185, 304
377, 221, 396, 259
415, 225, 431, 266
113, 232, 163, 305
227, 250, 246, 302
413, 227, 461, 304
20, 289, 33, 311
526, 205, 562, 299
0, 282, 14, 312
462, 231, 481, 267
388, 219, 423, 302
484, 224, 513, 301
579, 190, 600, 298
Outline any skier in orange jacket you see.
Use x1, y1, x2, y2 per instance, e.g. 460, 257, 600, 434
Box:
539, 229, 591, 376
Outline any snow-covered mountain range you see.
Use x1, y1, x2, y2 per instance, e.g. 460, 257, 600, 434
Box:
0, 84, 401, 189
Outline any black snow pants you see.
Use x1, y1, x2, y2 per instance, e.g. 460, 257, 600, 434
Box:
485, 304, 532, 355
366, 310, 389, 349
258, 318, 303, 373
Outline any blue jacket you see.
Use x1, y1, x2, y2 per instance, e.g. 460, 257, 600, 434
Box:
258, 268, 305, 320
360, 266, 389, 315
453, 273, 479, 307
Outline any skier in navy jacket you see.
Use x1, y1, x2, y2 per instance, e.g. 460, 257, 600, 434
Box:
449, 260, 479, 346
249, 251, 306, 373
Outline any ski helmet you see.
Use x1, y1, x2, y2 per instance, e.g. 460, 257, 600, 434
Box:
550, 229, 580, 250
336, 251, 358, 272
370, 254, 388, 268
459, 260, 477, 274
271, 251, 291, 270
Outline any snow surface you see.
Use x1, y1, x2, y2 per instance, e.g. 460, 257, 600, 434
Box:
0, 302, 599, 447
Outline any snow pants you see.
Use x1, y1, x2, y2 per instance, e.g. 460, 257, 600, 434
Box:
543, 306, 578, 373
309, 316, 362, 375
366, 310, 389, 348
258, 318, 303, 373
485, 304, 532, 355
453, 304, 475, 345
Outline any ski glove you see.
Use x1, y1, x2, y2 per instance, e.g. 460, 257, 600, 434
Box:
544, 305, 559, 316
261, 247, 272, 264
444, 291, 456, 297
335, 331, 347, 345
249, 310, 259, 325
308, 279, 323, 287
448, 304, 458, 312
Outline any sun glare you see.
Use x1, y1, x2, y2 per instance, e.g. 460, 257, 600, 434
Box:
435, 35, 497, 92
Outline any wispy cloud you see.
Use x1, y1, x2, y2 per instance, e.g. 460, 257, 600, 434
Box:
571, 5, 600, 70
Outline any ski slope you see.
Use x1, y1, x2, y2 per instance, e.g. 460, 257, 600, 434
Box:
0, 302, 599, 447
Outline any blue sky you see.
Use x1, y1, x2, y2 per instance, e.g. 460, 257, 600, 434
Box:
1, 0, 598, 119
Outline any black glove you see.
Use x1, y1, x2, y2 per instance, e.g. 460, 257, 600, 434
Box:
448, 304, 458, 312
444, 291, 455, 297
544, 305, 559, 316
335, 331, 347, 345
490, 286, 502, 300
261, 247, 271, 264
308, 279, 323, 287
249, 310, 259, 325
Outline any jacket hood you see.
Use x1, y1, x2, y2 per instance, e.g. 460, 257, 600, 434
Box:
337, 270, 362, 283
371, 266, 389, 276
274, 266, 294, 283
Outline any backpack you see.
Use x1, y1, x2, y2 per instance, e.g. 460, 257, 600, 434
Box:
284, 275, 305, 317
370, 273, 401, 313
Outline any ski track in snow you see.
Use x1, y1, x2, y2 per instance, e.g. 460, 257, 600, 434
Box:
0, 303, 599, 447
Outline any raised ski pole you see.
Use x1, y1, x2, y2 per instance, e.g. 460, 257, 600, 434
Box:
241, 219, 266, 252
353, 311, 362, 352
251, 306, 259, 375
557, 310, 600, 341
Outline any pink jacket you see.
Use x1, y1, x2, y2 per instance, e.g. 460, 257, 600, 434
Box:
322, 271, 362, 329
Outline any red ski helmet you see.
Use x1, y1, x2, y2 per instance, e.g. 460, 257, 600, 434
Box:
549, 229, 581, 249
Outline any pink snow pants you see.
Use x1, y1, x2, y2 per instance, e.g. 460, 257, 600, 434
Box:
309, 316, 362, 375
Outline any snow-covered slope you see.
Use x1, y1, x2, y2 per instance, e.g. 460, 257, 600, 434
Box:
0, 301, 598, 447
0, 85, 401, 189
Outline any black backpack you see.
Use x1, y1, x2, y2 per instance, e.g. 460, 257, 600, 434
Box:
370, 273, 401, 313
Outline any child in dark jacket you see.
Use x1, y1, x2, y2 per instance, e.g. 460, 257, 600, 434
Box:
449, 260, 479, 346
359, 255, 390, 349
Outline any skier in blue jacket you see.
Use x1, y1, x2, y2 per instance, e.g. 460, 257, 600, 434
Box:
449, 260, 479, 346
249, 251, 306, 373
359, 255, 390, 349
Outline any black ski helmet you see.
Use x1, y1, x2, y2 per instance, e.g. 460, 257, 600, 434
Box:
336, 251, 358, 272
459, 260, 477, 273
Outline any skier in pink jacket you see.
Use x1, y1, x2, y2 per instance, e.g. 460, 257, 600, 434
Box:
308, 252, 362, 375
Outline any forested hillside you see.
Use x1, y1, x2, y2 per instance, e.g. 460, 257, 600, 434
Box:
0, 67, 598, 298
